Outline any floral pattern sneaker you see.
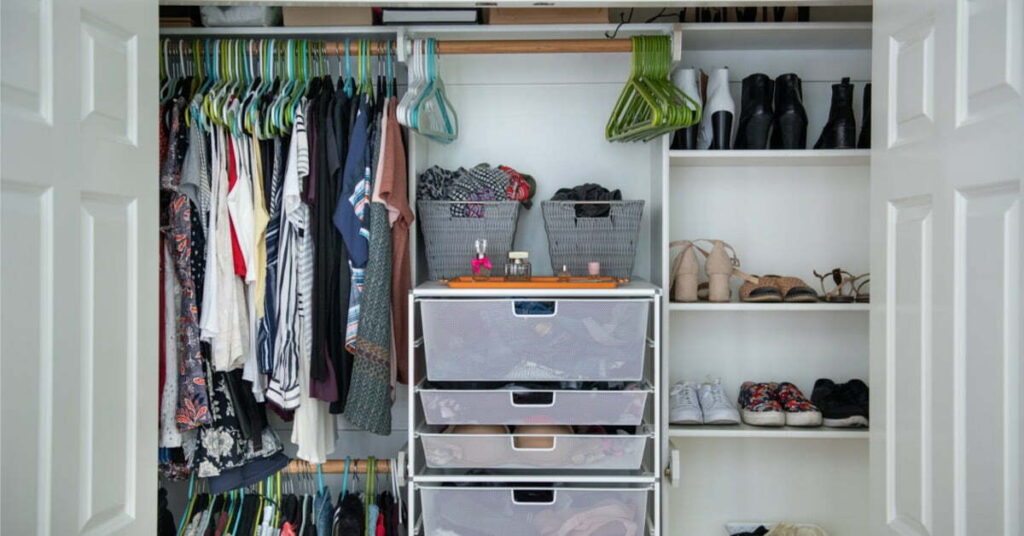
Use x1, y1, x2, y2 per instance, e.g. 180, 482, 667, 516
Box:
737, 381, 785, 427
773, 382, 823, 427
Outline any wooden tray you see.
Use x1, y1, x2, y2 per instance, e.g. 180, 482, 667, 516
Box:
445, 276, 620, 289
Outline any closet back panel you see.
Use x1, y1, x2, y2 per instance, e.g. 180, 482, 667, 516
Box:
673, 439, 868, 535
410, 53, 656, 281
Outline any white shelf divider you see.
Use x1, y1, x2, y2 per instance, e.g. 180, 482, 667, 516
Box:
669, 149, 870, 168
669, 302, 869, 311
669, 424, 868, 439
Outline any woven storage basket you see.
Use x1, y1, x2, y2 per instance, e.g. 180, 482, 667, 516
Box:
542, 200, 644, 279
418, 201, 521, 280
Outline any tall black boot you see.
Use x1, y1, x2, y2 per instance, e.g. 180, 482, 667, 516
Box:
858, 82, 871, 149
734, 73, 774, 150
770, 73, 808, 149
814, 77, 857, 149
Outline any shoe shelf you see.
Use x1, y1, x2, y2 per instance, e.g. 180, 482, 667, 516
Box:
668, 149, 870, 168
669, 302, 869, 312
669, 424, 868, 439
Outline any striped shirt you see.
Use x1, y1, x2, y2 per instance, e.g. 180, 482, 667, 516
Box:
256, 136, 285, 374
266, 105, 310, 410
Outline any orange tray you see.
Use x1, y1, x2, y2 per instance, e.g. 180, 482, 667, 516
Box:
445, 276, 620, 289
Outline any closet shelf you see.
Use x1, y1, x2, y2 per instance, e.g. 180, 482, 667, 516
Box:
679, 22, 872, 50
669, 424, 869, 439
669, 302, 869, 311
669, 149, 870, 167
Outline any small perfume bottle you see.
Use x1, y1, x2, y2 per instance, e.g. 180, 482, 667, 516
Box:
504, 251, 532, 282
557, 264, 572, 282
472, 239, 492, 280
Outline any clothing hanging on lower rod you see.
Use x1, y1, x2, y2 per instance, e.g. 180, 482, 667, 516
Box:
158, 38, 413, 503
165, 457, 405, 536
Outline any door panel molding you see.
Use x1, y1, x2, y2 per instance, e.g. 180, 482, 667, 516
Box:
955, 0, 1024, 126
953, 181, 1022, 536
888, 18, 936, 148
886, 195, 934, 536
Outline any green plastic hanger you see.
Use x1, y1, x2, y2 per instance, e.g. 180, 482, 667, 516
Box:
606, 35, 701, 142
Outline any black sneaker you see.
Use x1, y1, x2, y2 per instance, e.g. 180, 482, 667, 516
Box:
811, 378, 869, 428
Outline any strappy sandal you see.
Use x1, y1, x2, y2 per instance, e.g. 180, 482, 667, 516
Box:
693, 239, 757, 303
669, 240, 699, 302
738, 274, 819, 303
852, 274, 870, 303
739, 275, 783, 302
814, 268, 858, 303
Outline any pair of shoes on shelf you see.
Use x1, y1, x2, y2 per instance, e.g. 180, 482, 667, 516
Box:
738, 274, 819, 303
671, 68, 735, 150
670, 378, 741, 425
734, 72, 809, 150
813, 268, 870, 303
811, 378, 869, 427
670, 239, 759, 303
738, 382, 822, 427
814, 77, 872, 149
670, 69, 810, 150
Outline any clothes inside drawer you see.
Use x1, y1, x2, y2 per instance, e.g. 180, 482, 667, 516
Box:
419, 298, 649, 382
418, 383, 650, 426
419, 485, 650, 536
419, 425, 650, 470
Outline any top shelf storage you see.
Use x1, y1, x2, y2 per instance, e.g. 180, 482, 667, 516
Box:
159, 22, 872, 51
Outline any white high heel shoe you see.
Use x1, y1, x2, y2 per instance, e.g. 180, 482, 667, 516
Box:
697, 67, 735, 150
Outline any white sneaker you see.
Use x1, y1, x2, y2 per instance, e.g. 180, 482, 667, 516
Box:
698, 379, 741, 425
669, 381, 703, 424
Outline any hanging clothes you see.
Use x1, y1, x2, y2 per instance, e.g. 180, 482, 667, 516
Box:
162, 97, 212, 430
376, 97, 414, 385
267, 105, 311, 410
346, 101, 393, 435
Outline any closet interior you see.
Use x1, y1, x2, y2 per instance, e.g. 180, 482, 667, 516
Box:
158, 5, 873, 535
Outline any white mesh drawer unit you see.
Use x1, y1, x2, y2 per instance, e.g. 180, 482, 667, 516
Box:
419, 298, 649, 381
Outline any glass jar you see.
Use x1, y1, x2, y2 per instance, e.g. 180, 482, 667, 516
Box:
504, 251, 532, 281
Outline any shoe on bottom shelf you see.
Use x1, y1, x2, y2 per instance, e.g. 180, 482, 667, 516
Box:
812, 378, 869, 427
773, 382, 823, 427
738, 382, 785, 426
669, 381, 703, 425
698, 378, 741, 424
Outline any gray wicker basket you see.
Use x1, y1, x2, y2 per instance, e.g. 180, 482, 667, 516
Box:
418, 201, 521, 280
542, 200, 644, 279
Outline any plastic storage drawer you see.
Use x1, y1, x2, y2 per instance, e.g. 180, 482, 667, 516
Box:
420, 429, 648, 470
419, 387, 649, 426
420, 486, 650, 536
420, 299, 649, 381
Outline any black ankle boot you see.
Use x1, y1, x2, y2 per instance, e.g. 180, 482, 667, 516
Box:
858, 82, 871, 149
814, 77, 857, 149
734, 73, 774, 150
770, 73, 808, 149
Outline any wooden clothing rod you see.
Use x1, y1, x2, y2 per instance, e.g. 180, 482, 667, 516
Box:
282, 459, 393, 474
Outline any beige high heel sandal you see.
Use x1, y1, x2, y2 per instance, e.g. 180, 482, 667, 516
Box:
670, 240, 700, 302
693, 239, 757, 303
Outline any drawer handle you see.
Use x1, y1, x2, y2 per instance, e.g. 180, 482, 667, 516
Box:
512, 300, 557, 317
510, 436, 558, 451
510, 391, 556, 407
511, 489, 556, 505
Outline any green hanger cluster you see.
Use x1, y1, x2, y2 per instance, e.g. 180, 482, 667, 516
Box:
606, 35, 701, 142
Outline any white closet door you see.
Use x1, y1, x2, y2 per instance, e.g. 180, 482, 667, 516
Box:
871, 0, 1023, 534
1, 0, 157, 533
